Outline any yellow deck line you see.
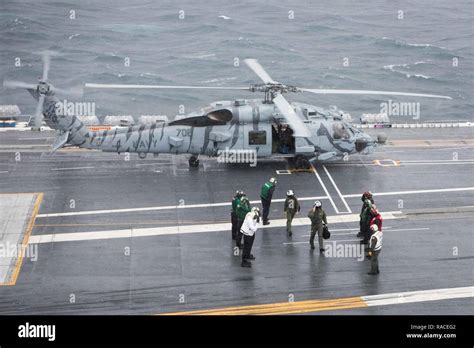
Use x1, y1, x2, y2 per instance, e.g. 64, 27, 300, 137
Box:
0, 192, 43, 286
162, 296, 367, 315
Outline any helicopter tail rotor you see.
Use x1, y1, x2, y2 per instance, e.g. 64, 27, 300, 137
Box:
3, 52, 83, 129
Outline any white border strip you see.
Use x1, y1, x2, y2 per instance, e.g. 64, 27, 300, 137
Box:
29, 211, 403, 244
311, 165, 339, 214
36, 187, 474, 218
323, 165, 352, 213
362, 286, 474, 306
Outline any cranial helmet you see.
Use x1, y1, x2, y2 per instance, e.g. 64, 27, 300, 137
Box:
252, 206, 260, 215
313, 200, 322, 208
287, 190, 294, 196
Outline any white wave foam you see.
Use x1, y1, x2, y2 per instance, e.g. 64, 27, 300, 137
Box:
183, 53, 216, 60
384, 63, 409, 71
139, 72, 160, 78
381, 37, 447, 50
383, 62, 432, 79
409, 74, 431, 79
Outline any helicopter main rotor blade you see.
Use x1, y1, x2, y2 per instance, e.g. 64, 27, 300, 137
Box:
300, 88, 452, 99
3, 80, 37, 90
42, 52, 51, 81
52, 85, 84, 98
85, 83, 249, 91
243, 59, 279, 84
273, 94, 311, 138
34, 94, 46, 128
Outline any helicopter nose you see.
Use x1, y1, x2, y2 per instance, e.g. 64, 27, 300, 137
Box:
355, 133, 376, 154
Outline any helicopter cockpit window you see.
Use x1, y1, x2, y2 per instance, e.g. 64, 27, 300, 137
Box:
333, 122, 352, 140
249, 131, 266, 145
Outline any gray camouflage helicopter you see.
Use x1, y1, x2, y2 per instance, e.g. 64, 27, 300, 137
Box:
4, 55, 451, 168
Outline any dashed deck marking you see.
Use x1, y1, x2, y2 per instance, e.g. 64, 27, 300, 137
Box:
51, 166, 95, 171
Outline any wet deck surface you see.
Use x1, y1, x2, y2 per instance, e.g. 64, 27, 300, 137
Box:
0, 127, 472, 314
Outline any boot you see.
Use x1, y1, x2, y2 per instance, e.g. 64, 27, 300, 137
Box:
241, 260, 252, 268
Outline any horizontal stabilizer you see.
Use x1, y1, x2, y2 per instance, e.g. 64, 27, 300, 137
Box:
51, 131, 70, 153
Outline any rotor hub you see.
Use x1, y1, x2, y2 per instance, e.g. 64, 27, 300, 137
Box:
249, 83, 300, 102
250, 83, 299, 94
37, 81, 50, 94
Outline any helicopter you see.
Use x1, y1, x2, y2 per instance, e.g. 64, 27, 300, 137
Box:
3, 54, 451, 169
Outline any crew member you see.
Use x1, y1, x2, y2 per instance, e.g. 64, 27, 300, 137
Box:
240, 207, 261, 268
308, 201, 327, 252
260, 177, 277, 225
279, 125, 292, 154
284, 190, 300, 236
369, 205, 383, 233
231, 190, 243, 240
235, 195, 251, 249
359, 191, 374, 245
367, 224, 383, 275
357, 192, 367, 238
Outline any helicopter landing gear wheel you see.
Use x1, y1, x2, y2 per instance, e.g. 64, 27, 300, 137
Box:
294, 155, 311, 170
189, 156, 200, 168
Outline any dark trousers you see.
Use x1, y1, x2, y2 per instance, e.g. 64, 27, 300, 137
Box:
261, 198, 271, 222
310, 224, 324, 249
370, 249, 381, 273
286, 211, 295, 232
231, 212, 237, 239
242, 234, 255, 261
361, 220, 370, 243
236, 219, 244, 247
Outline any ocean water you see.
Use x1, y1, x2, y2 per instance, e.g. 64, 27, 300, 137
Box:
0, 0, 472, 122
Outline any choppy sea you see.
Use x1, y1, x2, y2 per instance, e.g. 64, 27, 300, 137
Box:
0, 0, 472, 121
